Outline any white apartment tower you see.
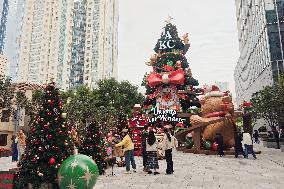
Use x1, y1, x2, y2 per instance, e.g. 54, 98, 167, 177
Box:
67, 0, 118, 90
17, 0, 74, 87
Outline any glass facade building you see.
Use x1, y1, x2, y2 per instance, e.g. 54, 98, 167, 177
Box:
0, 0, 25, 80
234, 0, 284, 105
0, 0, 8, 54
67, 0, 118, 90
70, 0, 87, 89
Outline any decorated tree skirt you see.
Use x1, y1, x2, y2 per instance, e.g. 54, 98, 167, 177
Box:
0, 171, 16, 189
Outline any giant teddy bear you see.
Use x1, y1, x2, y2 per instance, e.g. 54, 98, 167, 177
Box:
190, 85, 236, 148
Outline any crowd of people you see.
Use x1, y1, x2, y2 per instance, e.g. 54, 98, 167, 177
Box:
111, 125, 177, 175
9, 123, 282, 176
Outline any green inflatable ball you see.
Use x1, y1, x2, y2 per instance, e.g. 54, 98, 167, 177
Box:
185, 138, 193, 149
203, 140, 212, 150
58, 154, 99, 189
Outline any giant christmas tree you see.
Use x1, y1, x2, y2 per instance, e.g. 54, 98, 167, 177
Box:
143, 17, 201, 126
15, 82, 74, 188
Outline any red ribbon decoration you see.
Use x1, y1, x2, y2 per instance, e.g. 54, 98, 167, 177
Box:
147, 69, 185, 88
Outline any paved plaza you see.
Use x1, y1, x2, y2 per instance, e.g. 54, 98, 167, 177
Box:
1, 143, 283, 189
95, 143, 284, 189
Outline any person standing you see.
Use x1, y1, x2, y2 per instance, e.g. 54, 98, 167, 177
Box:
11, 135, 18, 162
146, 130, 159, 175
234, 132, 245, 158
243, 131, 257, 159
253, 130, 260, 144
115, 129, 136, 174
17, 129, 26, 160
215, 133, 224, 157
272, 126, 280, 149
162, 128, 175, 175
141, 125, 149, 172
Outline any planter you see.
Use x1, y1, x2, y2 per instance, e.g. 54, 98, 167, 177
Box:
0, 151, 11, 157
263, 141, 284, 148
263, 141, 277, 148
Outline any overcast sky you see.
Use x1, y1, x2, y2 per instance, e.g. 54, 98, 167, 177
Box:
117, 0, 240, 95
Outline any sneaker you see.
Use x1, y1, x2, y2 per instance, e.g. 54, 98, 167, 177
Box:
133, 169, 136, 173
124, 171, 130, 174
148, 170, 153, 174
154, 172, 160, 175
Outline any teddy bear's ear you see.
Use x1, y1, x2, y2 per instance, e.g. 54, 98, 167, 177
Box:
222, 96, 232, 103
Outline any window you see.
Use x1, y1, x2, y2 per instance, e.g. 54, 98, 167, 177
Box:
1, 110, 10, 122
0, 134, 8, 146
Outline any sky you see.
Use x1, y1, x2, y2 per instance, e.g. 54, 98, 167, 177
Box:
117, 0, 240, 95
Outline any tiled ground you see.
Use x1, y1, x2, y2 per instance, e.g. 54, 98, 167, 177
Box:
1, 142, 283, 189
95, 143, 284, 189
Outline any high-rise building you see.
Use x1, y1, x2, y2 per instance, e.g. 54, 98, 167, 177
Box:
234, 0, 284, 105
65, 0, 118, 90
0, 0, 25, 80
17, 0, 73, 87
0, 0, 9, 54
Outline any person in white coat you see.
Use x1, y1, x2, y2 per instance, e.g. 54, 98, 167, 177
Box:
242, 131, 256, 159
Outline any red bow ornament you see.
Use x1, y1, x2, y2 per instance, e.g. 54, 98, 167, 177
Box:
147, 69, 185, 87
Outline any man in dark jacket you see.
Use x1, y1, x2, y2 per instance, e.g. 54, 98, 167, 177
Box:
141, 125, 149, 172
234, 132, 245, 158
272, 127, 280, 149
215, 133, 224, 157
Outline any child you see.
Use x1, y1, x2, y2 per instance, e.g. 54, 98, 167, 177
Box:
243, 131, 257, 160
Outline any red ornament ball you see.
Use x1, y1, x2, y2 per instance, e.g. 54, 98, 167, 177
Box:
212, 142, 218, 151
49, 157, 56, 165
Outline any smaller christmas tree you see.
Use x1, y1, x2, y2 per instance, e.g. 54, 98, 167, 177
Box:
79, 122, 106, 175
16, 82, 74, 188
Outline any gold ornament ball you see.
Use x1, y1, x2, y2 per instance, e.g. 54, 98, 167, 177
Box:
61, 113, 67, 118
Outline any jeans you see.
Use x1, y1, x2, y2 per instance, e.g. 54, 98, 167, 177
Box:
244, 144, 256, 159
125, 149, 136, 171
165, 149, 173, 173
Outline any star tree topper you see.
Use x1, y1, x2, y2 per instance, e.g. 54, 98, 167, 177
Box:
165, 15, 174, 24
